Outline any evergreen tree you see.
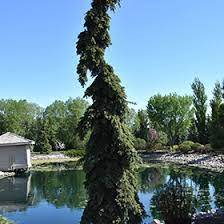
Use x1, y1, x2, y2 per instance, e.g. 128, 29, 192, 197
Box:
211, 103, 224, 149
76, 1, 144, 223
210, 81, 223, 148
222, 79, 224, 99
191, 78, 208, 144
134, 110, 149, 142
126, 108, 137, 132
188, 118, 198, 142
34, 118, 52, 154
211, 82, 222, 122
217, 104, 224, 148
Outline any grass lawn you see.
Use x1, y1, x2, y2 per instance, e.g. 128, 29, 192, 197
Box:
32, 157, 79, 166
31, 157, 82, 171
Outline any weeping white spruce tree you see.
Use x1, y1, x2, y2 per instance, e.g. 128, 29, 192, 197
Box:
76, 0, 145, 223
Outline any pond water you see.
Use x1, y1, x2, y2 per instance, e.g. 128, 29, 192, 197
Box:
0, 164, 224, 224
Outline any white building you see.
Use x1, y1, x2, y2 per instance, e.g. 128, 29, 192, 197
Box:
0, 132, 34, 172
0, 175, 32, 212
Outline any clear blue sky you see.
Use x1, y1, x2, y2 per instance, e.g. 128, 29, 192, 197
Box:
0, 0, 224, 109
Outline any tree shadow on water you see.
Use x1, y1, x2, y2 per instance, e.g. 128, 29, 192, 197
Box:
150, 170, 196, 224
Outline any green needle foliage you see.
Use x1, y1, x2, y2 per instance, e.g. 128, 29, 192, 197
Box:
210, 82, 223, 148
76, 0, 144, 224
191, 78, 208, 144
34, 118, 52, 154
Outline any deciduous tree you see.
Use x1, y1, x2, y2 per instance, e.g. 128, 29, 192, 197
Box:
147, 93, 194, 145
0, 99, 42, 136
44, 98, 89, 149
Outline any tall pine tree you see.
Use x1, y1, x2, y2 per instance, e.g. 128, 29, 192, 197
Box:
76, 1, 144, 223
34, 118, 52, 154
191, 78, 208, 144
134, 110, 149, 142
211, 82, 222, 126
210, 81, 223, 148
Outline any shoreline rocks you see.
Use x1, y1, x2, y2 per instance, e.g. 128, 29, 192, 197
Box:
142, 152, 224, 172
192, 209, 224, 224
32, 153, 70, 161
152, 219, 163, 224
0, 171, 15, 179
152, 209, 224, 224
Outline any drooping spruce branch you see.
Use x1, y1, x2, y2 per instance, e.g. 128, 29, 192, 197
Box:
76, 0, 144, 223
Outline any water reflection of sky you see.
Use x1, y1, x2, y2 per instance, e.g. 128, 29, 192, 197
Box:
138, 192, 154, 224
5, 203, 83, 224
0, 165, 223, 224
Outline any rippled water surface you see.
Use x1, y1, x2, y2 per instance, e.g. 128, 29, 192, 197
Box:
1, 164, 224, 224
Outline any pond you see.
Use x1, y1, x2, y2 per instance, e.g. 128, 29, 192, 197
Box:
0, 164, 224, 224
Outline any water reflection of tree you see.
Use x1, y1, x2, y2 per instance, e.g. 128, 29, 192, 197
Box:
191, 171, 212, 212
138, 167, 166, 193
211, 172, 224, 209
151, 170, 196, 224
31, 170, 87, 209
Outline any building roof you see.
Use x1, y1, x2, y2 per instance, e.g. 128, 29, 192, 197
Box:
0, 132, 35, 146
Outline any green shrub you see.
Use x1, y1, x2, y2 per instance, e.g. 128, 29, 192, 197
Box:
204, 144, 212, 151
64, 149, 86, 158
178, 142, 192, 153
182, 141, 194, 147
178, 141, 208, 153
134, 138, 147, 151
191, 142, 203, 151
157, 131, 168, 145
172, 145, 179, 152
196, 146, 207, 153
154, 143, 165, 151
195, 144, 212, 153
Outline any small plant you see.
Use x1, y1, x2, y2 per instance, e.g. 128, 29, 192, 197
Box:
196, 146, 206, 153
178, 141, 197, 153
154, 143, 164, 151
195, 144, 212, 153
134, 138, 147, 151
204, 144, 212, 152
191, 142, 203, 151
179, 143, 192, 153
177, 141, 207, 153
171, 145, 179, 152
182, 141, 195, 148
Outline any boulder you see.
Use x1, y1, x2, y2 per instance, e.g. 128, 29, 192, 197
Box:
152, 219, 161, 224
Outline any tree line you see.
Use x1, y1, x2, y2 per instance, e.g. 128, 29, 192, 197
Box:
132, 78, 224, 151
0, 98, 89, 153
0, 78, 224, 153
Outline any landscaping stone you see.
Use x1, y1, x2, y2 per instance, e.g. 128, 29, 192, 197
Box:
192, 209, 224, 224
0, 171, 15, 178
142, 152, 224, 172
32, 153, 70, 161
152, 219, 162, 224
